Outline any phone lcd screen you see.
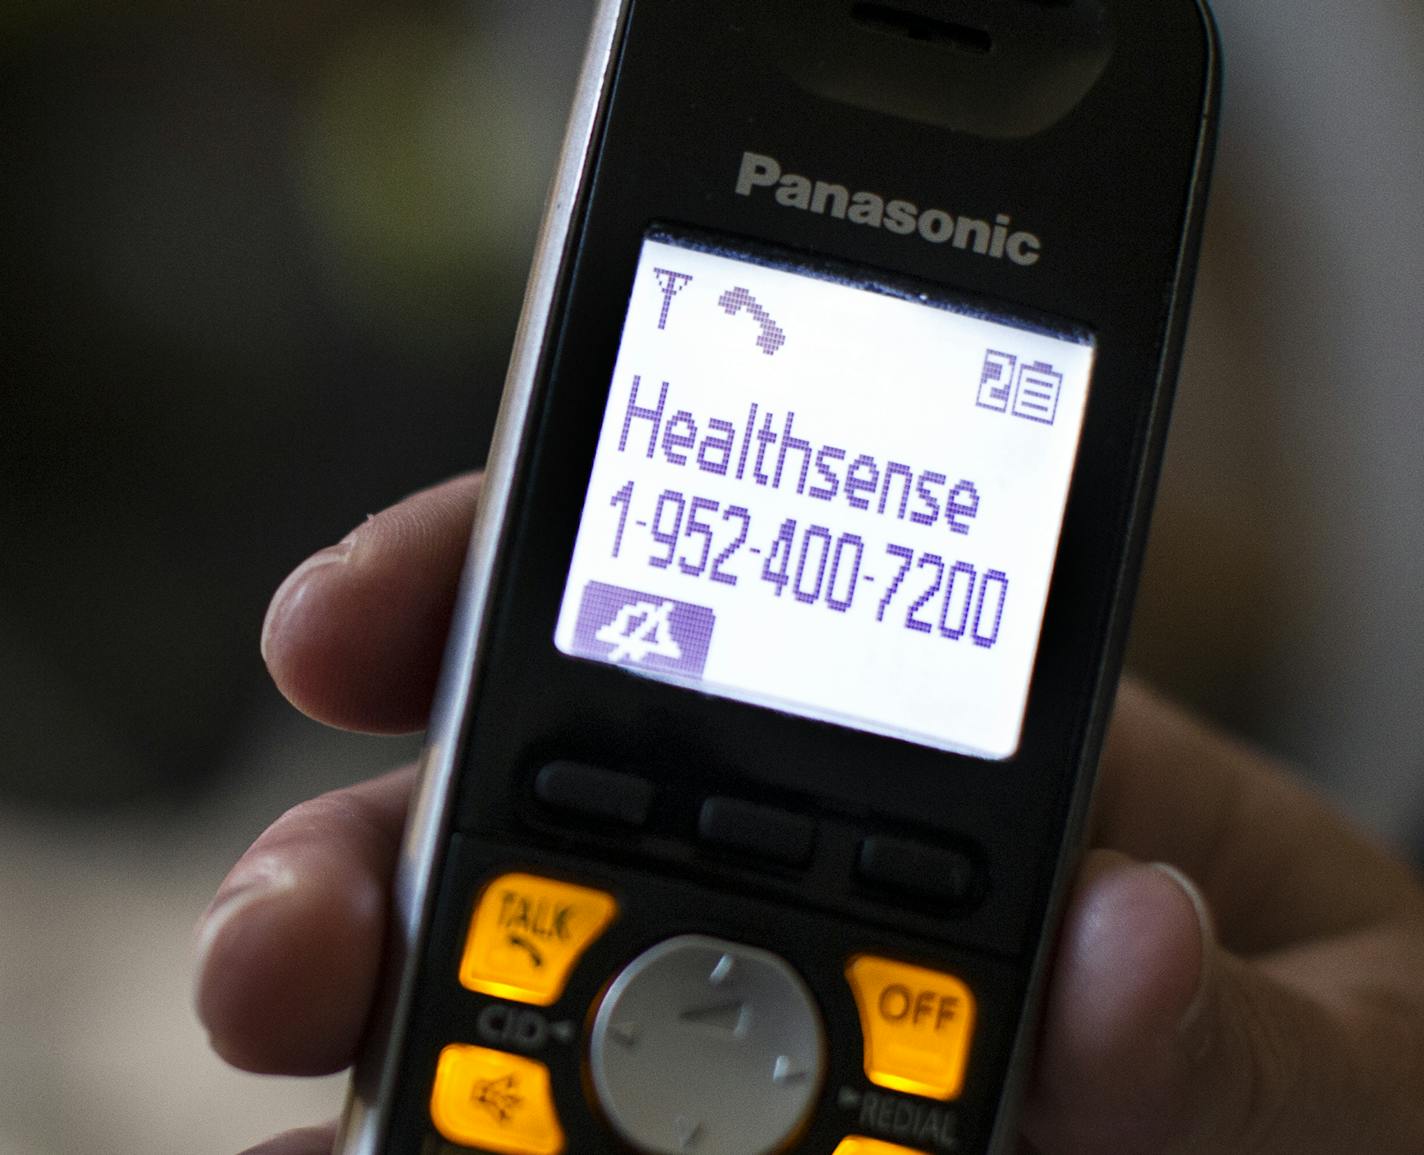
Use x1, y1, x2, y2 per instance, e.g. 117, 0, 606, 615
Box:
554, 232, 1095, 759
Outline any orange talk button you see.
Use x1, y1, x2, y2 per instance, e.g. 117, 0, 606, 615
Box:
459, 873, 617, 1006
430, 1044, 564, 1155
832, 1138, 928, 1155
845, 955, 976, 1101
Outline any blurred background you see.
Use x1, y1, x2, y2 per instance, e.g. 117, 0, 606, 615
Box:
1, 0, 1419, 1151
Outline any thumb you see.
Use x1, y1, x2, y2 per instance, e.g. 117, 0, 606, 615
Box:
238, 1123, 337, 1154
1022, 851, 1389, 1155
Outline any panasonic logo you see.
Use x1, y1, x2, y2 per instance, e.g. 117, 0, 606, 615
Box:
735, 151, 1043, 267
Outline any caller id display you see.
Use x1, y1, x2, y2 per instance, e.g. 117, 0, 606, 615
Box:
553, 234, 1094, 759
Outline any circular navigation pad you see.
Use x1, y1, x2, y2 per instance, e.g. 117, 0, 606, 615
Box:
590, 935, 826, 1155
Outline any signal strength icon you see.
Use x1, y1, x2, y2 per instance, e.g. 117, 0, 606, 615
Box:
653, 268, 693, 330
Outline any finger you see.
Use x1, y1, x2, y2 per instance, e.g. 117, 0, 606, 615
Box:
262, 473, 483, 733
194, 765, 416, 1075
1023, 851, 1424, 1155
1095, 679, 1421, 951
239, 1123, 336, 1155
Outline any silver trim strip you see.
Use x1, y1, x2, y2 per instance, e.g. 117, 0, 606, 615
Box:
333, 3, 628, 1150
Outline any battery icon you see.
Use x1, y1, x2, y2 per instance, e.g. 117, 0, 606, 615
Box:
1012, 361, 1063, 425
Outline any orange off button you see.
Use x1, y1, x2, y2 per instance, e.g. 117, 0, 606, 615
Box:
845, 955, 976, 1101
460, 873, 617, 1006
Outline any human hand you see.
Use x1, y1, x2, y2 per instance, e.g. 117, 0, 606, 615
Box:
195, 474, 1424, 1155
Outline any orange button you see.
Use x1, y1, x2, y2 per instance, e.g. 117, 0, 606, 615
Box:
459, 873, 617, 1006
430, 1043, 564, 1155
832, 1138, 929, 1155
845, 955, 976, 1101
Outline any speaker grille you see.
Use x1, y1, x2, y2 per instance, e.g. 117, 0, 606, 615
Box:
850, 2, 993, 53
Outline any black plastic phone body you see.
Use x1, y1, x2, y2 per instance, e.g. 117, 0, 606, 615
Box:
336, 2, 1219, 1153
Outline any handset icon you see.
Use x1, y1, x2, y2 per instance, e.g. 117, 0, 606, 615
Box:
717, 286, 786, 355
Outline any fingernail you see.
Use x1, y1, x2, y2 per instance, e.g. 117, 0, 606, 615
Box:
194, 855, 297, 972
1149, 862, 1216, 1049
260, 539, 356, 664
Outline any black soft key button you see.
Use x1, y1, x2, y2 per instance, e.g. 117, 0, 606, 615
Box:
698, 796, 816, 866
857, 836, 979, 908
534, 761, 654, 827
